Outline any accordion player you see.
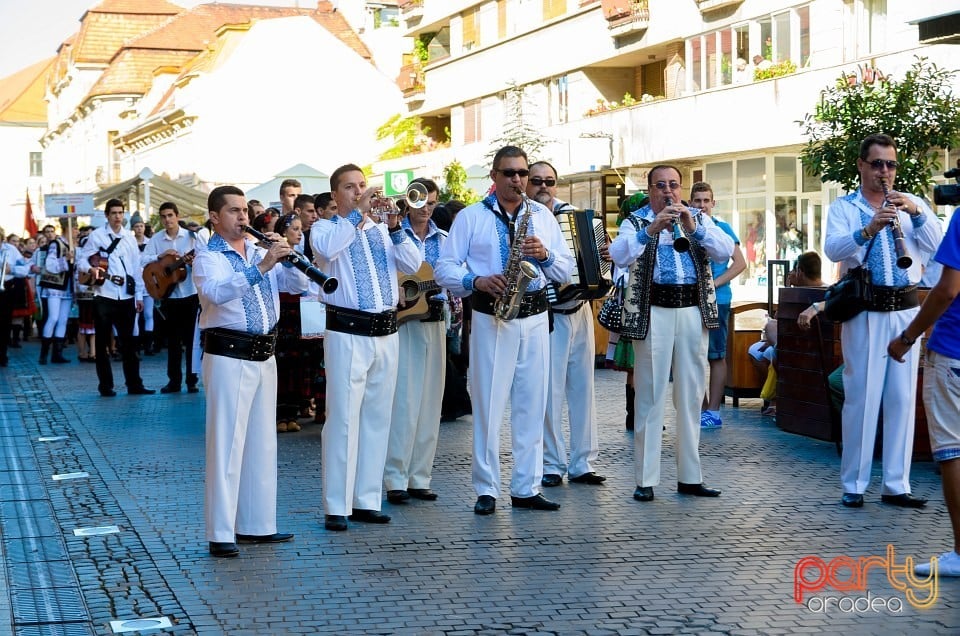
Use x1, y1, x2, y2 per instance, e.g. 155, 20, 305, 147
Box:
547, 206, 613, 304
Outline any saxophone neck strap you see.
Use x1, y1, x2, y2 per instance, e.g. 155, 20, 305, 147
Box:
483, 196, 524, 244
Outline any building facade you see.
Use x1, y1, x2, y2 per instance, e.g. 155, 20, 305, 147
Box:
380, 0, 960, 292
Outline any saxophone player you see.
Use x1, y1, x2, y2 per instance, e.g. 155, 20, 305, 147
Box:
435, 146, 574, 515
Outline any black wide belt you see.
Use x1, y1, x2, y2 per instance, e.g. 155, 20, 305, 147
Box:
651, 283, 698, 308
106, 275, 125, 286
471, 289, 549, 319
203, 327, 277, 361
421, 299, 445, 323
326, 305, 398, 337
552, 301, 585, 316
868, 285, 919, 312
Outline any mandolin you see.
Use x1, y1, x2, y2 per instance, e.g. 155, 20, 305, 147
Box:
143, 249, 196, 300
397, 261, 441, 324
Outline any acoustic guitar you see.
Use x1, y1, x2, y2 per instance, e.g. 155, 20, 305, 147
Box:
397, 261, 441, 324
143, 249, 196, 300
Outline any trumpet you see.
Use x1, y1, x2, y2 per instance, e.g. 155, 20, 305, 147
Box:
879, 179, 913, 269
665, 197, 690, 253
242, 226, 339, 293
370, 182, 430, 222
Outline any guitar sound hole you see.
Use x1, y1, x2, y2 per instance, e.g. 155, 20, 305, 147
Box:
401, 282, 418, 301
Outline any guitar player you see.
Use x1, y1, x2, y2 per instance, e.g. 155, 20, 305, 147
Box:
141, 201, 206, 394
383, 177, 447, 505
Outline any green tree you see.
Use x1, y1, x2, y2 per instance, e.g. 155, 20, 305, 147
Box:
799, 57, 960, 195
376, 114, 429, 160
439, 160, 480, 204
486, 81, 548, 161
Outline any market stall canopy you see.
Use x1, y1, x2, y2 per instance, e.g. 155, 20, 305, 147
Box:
244, 164, 330, 207
94, 172, 208, 220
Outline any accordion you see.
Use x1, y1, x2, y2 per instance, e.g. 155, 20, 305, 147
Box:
548, 208, 613, 304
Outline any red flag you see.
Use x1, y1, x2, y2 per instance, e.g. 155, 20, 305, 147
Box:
24, 190, 39, 237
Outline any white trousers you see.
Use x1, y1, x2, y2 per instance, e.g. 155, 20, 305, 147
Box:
840, 308, 920, 495
322, 330, 399, 515
204, 353, 278, 542
43, 295, 72, 338
544, 302, 599, 477
470, 311, 549, 499
632, 305, 707, 487
384, 319, 446, 491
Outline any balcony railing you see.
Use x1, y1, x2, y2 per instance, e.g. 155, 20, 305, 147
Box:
400, 0, 424, 21
601, 0, 649, 34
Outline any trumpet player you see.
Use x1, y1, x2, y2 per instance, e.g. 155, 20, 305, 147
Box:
310, 163, 422, 532
824, 133, 942, 509
435, 146, 574, 515
192, 186, 308, 557
610, 165, 733, 503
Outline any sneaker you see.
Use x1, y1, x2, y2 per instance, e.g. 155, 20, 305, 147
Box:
700, 411, 722, 428
915, 550, 960, 577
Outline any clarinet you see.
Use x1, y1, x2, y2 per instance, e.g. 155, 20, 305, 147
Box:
665, 197, 690, 253
879, 179, 913, 270
243, 226, 339, 293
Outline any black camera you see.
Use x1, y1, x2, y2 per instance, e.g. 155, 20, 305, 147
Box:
934, 167, 960, 206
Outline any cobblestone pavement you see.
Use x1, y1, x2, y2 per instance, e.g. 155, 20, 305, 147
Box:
0, 340, 957, 635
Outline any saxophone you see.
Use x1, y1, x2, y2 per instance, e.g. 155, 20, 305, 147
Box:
494, 188, 539, 321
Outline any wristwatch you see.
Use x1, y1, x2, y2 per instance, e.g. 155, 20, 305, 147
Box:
899, 330, 917, 345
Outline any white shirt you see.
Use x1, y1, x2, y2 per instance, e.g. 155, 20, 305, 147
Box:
435, 195, 574, 297
1, 243, 30, 284
140, 227, 206, 298
193, 233, 308, 334
78, 226, 144, 301
309, 209, 422, 312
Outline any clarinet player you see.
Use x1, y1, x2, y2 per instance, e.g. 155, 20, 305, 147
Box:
435, 145, 574, 515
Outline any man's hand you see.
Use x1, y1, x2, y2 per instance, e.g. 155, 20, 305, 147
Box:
475, 274, 508, 296
886, 336, 913, 363
135, 300, 144, 313
258, 236, 293, 272
521, 236, 547, 261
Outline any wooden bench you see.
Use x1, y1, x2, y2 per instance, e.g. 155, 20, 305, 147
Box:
724, 301, 771, 406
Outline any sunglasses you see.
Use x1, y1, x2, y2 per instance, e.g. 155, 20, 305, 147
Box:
529, 177, 557, 187
868, 159, 899, 170
497, 169, 530, 178
654, 180, 682, 191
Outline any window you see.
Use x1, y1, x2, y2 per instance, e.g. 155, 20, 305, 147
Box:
551, 75, 569, 125
464, 100, 481, 144
29, 152, 42, 177
543, 0, 566, 20
798, 6, 810, 67
462, 7, 479, 51
640, 60, 665, 97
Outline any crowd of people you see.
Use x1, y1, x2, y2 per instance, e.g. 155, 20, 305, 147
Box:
1, 134, 958, 578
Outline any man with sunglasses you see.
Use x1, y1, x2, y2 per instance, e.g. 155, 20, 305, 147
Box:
436, 146, 574, 515
824, 133, 942, 509
526, 161, 606, 489
610, 165, 733, 503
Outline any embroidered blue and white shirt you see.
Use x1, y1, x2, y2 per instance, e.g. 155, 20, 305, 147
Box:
309, 210, 423, 312
193, 233, 307, 334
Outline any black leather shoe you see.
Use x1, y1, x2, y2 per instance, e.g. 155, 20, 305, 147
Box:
407, 488, 438, 500
474, 495, 496, 515
881, 493, 927, 508
677, 482, 721, 497
209, 542, 239, 558
386, 490, 410, 504
349, 509, 391, 524
324, 515, 348, 531
187, 385, 200, 394
236, 532, 294, 544
128, 386, 156, 395
541, 474, 563, 488
633, 486, 654, 501
99, 389, 117, 397
160, 383, 181, 394
841, 493, 864, 508
510, 493, 560, 510
569, 472, 606, 485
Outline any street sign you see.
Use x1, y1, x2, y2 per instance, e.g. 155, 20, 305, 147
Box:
384, 170, 414, 196
44, 193, 95, 218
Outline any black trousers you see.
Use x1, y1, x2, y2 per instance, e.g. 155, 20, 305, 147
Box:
0, 286, 12, 364
93, 296, 144, 392
160, 295, 199, 385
